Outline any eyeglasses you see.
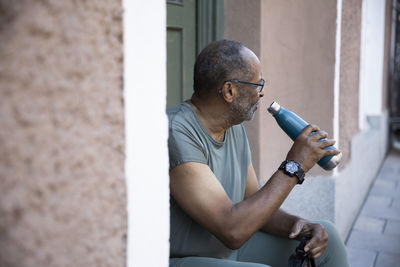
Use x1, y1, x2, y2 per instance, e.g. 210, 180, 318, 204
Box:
225, 78, 266, 93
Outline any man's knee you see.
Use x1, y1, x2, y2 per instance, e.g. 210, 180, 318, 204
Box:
313, 220, 349, 266
314, 220, 343, 244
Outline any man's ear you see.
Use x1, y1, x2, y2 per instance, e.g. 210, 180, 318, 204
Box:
220, 82, 237, 103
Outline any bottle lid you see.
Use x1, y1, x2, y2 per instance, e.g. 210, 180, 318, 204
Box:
267, 101, 281, 115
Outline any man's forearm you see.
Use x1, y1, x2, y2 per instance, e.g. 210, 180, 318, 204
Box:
261, 208, 303, 237
223, 170, 298, 248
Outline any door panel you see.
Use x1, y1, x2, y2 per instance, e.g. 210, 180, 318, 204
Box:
166, 0, 196, 108
167, 29, 183, 106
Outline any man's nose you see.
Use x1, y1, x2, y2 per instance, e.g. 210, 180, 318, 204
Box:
259, 90, 265, 98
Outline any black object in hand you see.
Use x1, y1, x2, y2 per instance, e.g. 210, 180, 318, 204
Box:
288, 238, 316, 267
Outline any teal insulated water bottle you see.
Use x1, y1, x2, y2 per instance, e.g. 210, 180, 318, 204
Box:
267, 101, 342, 171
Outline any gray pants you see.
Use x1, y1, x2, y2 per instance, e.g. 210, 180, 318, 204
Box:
170, 220, 349, 267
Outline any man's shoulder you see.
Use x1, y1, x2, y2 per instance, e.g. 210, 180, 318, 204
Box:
167, 102, 196, 129
167, 101, 187, 116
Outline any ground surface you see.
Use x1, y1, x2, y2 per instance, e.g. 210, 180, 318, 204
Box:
346, 149, 400, 267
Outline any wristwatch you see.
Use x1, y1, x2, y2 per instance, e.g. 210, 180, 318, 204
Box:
278, 160, 305, 184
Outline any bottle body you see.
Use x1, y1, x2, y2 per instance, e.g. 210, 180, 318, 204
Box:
267, 102, 341, 171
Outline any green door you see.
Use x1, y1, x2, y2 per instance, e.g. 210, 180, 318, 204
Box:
166, 0, 196, 109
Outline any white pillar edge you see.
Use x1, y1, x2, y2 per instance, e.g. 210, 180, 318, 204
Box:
123, 1, 170, 266
358, 0, 386, 130
358, 0, 368, 131
333, 0, 343, 176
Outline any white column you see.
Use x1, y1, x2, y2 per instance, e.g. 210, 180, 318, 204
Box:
124, 1, 169, 266
359, 0, 386, 130
334, 0, 342, 176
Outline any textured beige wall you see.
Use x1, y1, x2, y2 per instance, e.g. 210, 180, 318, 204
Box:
224, 0, 261, 56
0, 1, 126, 267
259, 1, 337, 182
338, 0, 362, 169
224, 0, 262, 176
225, 1, 338, 181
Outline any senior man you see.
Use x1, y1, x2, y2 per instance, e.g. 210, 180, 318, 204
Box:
167, 40, 349, 267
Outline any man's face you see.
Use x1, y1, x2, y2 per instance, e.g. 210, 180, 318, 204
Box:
229, 49, 263, 122
230, 88, 260, 121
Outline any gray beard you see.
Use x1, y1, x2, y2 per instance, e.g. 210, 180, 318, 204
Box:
229, 97, 259, 122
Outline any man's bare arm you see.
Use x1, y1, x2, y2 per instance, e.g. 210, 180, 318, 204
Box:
245, 151, 330, 259
170, 124, 339, 250
244, 162, 300, 237
170, 161, 298, 250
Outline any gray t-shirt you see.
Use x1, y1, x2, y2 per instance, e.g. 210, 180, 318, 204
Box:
167, 101, 251, 259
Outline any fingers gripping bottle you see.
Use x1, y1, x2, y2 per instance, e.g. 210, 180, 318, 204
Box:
267, 101, 342, 171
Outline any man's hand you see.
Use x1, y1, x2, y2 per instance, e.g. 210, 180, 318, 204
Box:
286, 124, 341, 172
289, 219, 328, 259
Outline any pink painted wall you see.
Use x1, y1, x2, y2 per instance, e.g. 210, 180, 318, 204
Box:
258, 0, 337, 182
226, 1, 339, 182
225, 0, 262, 175
339, 0, 362, 169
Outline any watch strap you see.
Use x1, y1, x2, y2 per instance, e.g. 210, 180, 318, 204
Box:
278, 160, 305, 184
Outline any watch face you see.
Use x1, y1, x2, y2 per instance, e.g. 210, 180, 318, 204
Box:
285, 161, 298, 173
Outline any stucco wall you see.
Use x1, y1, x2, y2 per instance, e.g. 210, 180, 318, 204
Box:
224, 0, 262, 176
224, 0, 261, 56
335, 111, 389, 238
0, 1, 126, 267
339, 0, 362, 169
259, 0, 337, 183
223, 0, 391, 241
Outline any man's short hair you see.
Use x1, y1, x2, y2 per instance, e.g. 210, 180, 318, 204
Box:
193, 39, 252, 98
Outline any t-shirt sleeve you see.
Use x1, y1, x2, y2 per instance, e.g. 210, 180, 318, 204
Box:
168, 123, 207, 170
